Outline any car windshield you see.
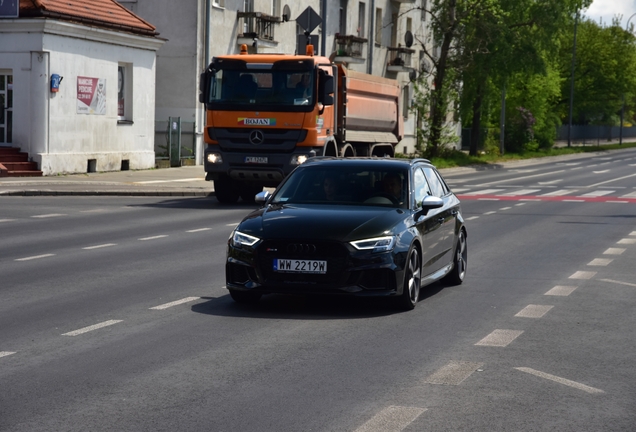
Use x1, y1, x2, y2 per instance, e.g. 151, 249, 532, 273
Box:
205, 68, 314, 108
270, 165, 409, 208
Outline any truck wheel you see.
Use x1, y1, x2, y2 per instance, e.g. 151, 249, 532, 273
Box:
214, 176, 240, 203
240, 185, 263, 203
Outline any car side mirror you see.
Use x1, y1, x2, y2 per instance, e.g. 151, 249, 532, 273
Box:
415, 195, 443, 218
255, 190, 272, 205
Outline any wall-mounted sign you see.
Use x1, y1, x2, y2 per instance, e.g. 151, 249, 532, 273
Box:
77, 76, 106, 115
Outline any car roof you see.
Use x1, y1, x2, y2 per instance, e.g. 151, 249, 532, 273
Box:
301, 157, 432, 169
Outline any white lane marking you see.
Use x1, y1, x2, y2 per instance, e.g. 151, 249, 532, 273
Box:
563, 199, 585, 202
0, 351, 16, 359
607, 201, 628, 204
226, 223, 239, 227
474, 170, 566, 186
630, 231, 636, 236
541, 189, 577, 197
15, 254, 55, 261
138, 235, 169, 241
588, 172, 636, 187
599, 279, 636, 288
593, 170, 610, 174
569, 271, 596, 280
515, 304, 554, 318
515, 203, 526, 206
617, 238, 636, 245
465, 216, 480, 221
478, 198, 500, 201
353, 406, 427, 432
0, 219, 16, 223
80, 209, 106, 213
499, 207, 512, 211
500, 189, 541, 196
62, 320, 123, 336
604, 248, 625, 255
520, 198, 541, 202
621, 192, 636, 198
150, 297, 201, 310
464, 189, 505, 195
578, 190, 614, 197
32, 213, 67, 218
424, 361, 484, 385
545, 285, 577, 296
186, 228, 212, 233
451, 188, 471, 193
510, 169, 538, 173
538, 179, 563, 185
134, 178, 203, 184
515, 367, 604, 394
475, 330, 523, 347
587, 258, 613, 266
484, 211, 497, 215
83, 243, 117, 250
557, 162, 582, 166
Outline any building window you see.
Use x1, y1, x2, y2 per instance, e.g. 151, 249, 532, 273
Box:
118, 63, 133, 123
374, 7, 382, 45
358, 2, 366, 37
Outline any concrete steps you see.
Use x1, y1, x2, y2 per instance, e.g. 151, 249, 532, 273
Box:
0, 147, 43, 177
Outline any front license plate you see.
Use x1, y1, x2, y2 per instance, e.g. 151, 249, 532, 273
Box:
245, 156, 268, 164
273, 259, 327, 274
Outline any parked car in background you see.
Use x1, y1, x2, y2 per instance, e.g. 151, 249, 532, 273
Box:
225, 157, 467, 310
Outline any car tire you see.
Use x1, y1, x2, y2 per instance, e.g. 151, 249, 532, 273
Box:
214, 176, 240, 204
443, 229, 467, 286
397, 245, 421, 311
229, 289, 262, 304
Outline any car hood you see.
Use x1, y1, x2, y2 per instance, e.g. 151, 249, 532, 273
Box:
238, 204, 409, 241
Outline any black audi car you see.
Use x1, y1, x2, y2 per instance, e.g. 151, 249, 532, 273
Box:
225, 157, 467, 310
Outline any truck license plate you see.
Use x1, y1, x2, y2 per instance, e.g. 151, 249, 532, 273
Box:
273, 259, 327, 274
245, 157, 268, 164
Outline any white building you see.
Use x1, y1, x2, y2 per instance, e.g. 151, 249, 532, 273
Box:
120, 0, 437, 164
0, 0, 164, 175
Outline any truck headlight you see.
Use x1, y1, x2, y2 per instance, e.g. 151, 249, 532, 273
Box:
207, 153, 223, 164
290, 154, 308, 165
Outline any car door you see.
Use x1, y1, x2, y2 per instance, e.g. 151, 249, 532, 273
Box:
413, 167, 447, 277
422, 166, 457, 268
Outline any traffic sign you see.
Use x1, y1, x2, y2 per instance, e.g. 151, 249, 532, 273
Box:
296, 6, 321, 34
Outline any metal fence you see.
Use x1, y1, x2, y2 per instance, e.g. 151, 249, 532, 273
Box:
154, 118, 196, 167
556, 125, 636, 145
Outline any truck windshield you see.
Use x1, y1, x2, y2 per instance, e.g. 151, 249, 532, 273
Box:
205, 68, 314, 108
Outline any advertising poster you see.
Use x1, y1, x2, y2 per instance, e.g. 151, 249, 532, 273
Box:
77, 76, 106, 115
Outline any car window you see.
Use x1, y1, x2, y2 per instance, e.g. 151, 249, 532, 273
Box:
423, 166, 446, 198
413, 168, 432, 207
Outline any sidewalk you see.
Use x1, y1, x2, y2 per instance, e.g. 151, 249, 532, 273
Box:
0, 166, 214, 196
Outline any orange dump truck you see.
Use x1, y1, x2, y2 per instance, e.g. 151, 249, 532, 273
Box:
198, 45, 403, 203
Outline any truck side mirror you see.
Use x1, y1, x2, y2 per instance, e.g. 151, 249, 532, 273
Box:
318, 73, 334, 106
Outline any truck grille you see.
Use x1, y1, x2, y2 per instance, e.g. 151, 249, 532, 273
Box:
214, 128, 305, 153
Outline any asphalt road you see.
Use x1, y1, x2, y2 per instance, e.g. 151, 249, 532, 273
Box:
1, 149, 635, 431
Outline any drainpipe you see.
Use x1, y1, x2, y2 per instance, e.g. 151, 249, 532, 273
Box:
321, 0, 327, 56
367, 0, 374, 74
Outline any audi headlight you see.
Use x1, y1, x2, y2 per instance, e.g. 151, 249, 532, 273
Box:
350, 236, 396, 253
231, 230, 261, 248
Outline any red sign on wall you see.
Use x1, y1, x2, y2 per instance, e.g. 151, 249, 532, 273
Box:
77, 76, 106, 115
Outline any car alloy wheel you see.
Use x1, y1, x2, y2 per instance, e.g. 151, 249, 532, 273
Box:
398, 245, 421, 311
444, 229, 467, 286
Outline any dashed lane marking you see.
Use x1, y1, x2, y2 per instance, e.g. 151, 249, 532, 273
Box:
464, 189, 506, 195
424, 361, 484, 385
0, 352, 16, 359
587, 258, 613, 266
617, 238, 636, 245
500, 189, 541, 196
150, 297, 201, 310
83, 243, 117, 250
15, 254, 55, 262
353, 406, 427, 432
569, 271, 596, 280
540, 189, 577, 196
483, 211, 497, 215
499, 207, 512, 211
134, 178, 203, 184
515, 305, 554, 318
604, 248, 625, 255
545, 286, 577, 296
226, 223, 239, 227
465, 216, 480, 221
599, 279, 636, 288
579, 190, 615, 197
515, 367, 604, 394
31, 214, 67, 218
475, 330, 524, 347
62, 320, 123, 336
630, 231, 636, 236
138, 235, 169, 241
588, 172, 636, 188
80, 209, 107, 213
0, 219, 16, 223
186, 228, 212, 233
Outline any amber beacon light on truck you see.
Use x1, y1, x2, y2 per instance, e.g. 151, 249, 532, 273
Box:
198, 43, 403, 203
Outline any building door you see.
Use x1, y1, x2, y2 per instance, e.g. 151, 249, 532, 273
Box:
0, 74, 12, 145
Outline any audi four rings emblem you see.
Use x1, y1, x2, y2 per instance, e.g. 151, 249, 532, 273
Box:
287, 244, 317, 254
249, 130, 264, 145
